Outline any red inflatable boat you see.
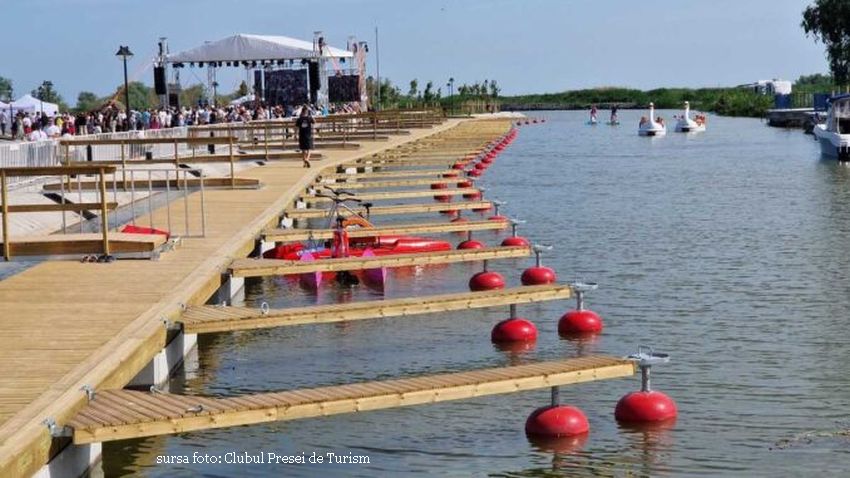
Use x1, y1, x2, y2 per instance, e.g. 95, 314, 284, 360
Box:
263, 235, 451, 260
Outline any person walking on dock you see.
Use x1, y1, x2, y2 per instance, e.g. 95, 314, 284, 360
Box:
296, 106, 315, 168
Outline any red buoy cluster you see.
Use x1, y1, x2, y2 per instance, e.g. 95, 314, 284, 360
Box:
462, 129, 518, 180
558, 282, 604, 336
521, 246, 557, 285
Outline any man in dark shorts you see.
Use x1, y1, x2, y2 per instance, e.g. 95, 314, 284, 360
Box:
295, 106, 315, 168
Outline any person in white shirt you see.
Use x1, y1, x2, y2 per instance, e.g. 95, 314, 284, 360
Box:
0, 109, 7, 136
45, 121, 61, 138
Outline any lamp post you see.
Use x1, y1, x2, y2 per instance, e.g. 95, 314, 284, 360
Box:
37, 81, 52, 116
447, 77, 454, 116
212, 81, 219, 107
115, 46, 133, 123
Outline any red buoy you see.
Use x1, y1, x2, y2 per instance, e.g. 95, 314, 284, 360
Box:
430, 182, 448, 190
521, 266, 557, 285
615, 391, 677, 423
470, 271, 505, 291
474, 162, 487, 170
491, 317, 537, 342
442, 171, 459, 178
468, 169, 483, 177
463, 190, 482, 200
482, 156, 494, 164
457, 239, 484, 249
433, 194, 451, 202
458, 180, 474, 188
525, 405, 589, 437
452, 162, 465, 170
558, 310, 603, 335
450, 216, 468, 223
488, 214, 508, 222
501, 236, 530, 247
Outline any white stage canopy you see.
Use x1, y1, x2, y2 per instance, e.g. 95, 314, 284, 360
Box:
167, 34, 353, 63
11, 94, 59, 116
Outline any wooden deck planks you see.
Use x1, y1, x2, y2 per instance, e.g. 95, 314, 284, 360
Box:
283, 200, 492, 219
69, 355, 635, 444
228, 245, 530, 277
180, 284, 572, 334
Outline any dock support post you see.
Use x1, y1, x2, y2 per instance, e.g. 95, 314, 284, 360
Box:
550, 386, 560, 406
128, 329, 198, 388
33, 442, 102, 478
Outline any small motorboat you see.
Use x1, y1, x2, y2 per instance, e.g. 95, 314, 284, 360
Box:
638, 102, 666, 137
814, 94, 850, 160
674, 101, 706, 133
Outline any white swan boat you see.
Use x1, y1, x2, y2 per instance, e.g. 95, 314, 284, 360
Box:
813, 94, 850, 160
674, 101, 706, 133
638, 103, 666, 136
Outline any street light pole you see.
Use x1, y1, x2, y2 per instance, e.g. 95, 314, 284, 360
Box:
116, 46, 134, 128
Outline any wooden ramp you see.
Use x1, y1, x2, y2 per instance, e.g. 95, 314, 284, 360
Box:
69, 355, 634, 444
229, 246, 530, 277
263, 219, 507, 242
181, 284, 572, 334
313, 177, 468, 190
284, 200, 491, 219
3, 232, 167, 257
304, 188, 479, 204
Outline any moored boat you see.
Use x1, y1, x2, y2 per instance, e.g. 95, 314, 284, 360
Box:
813, 94, 850, 160
674, 101, 706, 133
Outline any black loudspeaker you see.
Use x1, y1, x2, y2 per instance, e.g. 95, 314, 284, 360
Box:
308, 62, 320, 91
168, 93, 179, 108
153, 67, 166, 94
254, 70, 263, 97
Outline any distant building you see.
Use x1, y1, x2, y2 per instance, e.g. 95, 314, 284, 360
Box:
739, 79, 793, 96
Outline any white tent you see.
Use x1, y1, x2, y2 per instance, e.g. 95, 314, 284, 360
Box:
11, 94, 59, 116
167, 33, 353, 63
229, 94, 256, 106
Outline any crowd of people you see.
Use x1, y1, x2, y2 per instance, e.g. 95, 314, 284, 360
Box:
0, 100, 364, 143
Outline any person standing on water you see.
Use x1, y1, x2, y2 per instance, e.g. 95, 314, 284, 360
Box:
296, 105, 315, 168
590, 104, 598, 123
610, 105, 619, 124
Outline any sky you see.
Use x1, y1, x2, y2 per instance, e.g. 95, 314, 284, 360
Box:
0, 0, 831, 103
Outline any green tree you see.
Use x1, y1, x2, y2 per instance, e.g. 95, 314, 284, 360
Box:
180, 84, 207, 108
76, 91, 101, 112
802, 0, 850, 83
489, 80, 500, 98
236, 80, 249, 97
423, 81, 434, 102
32, 81, 64, 105
407, 79, 418, 99
0, 76, 12, 101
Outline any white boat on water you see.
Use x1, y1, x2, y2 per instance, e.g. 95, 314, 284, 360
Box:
674, 101, 706, 133
638, 102, 666, 136
813, 94, 850, 160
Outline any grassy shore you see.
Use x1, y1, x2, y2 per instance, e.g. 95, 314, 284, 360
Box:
493, 87, 775, 117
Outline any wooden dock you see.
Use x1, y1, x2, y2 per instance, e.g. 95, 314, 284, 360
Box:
318, 169, 455, 180
283, 200, 491, 219
2, 117, 504, 477
228, 246, 530, 277
311, 177, 469, 190
181, 284, 572, 334
303, 188, 479, 204
2, 232, 166, 257
262, 219, 506, 242
69, 355, 635, 444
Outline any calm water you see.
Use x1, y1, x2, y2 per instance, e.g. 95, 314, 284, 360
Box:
104, 111, 850, 477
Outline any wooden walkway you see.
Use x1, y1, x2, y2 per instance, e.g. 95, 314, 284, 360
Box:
283, 200, 491, 219
312, 177, 468, 190
69, 355, 635, 444
229, 246, 530, 277
1, 118, 505, 477
262, 219, 507, 242
181, 284, 572, 334
319, 169, 454, 180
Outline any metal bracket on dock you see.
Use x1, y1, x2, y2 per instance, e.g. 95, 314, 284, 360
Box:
625, 345, 671, 392
43, 417, 73, 438
80, 385, 96, 402
260, 302, 270, 315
